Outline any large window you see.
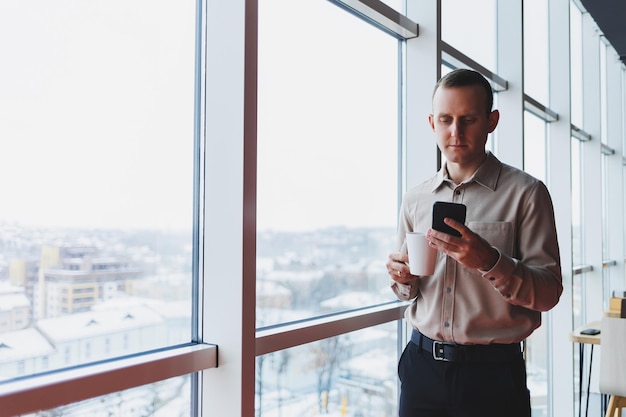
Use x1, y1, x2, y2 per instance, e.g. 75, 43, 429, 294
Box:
523, 0, 549, 104
442, 0, 497, 72
0, 0, 199, 414
257, 0, 400, 328
255, 1, 402, 413
255, 323, 398, 417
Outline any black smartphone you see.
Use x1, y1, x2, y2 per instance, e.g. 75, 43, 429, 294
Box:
580, 328, 600, 335
432, 201, 467, 237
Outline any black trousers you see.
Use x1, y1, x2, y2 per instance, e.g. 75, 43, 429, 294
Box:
398, 339, 531, 417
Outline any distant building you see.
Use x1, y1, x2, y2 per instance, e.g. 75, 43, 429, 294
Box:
0, 283, 30, 333
8, 258, 39, 322
8, 258, 38, 287
0, 298, 179, 380
257, 280, 292, 309
36, 303, 168, 371
36, 246, 143, 319
0, 327, 55, 380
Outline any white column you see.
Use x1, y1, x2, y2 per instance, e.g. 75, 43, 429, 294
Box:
495, 0, 524, 169
581, 11, 604, 322
202, 0, 257, 415
404, 0, 440, 190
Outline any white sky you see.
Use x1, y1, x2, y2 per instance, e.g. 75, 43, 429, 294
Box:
1, 0, 398, 233
256, 0, 399, 232
0, 0, 556, 233
0, 0, 195, 230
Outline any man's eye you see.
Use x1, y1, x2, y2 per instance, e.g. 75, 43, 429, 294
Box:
463, 117, 476, 124
439, 118, 452, 124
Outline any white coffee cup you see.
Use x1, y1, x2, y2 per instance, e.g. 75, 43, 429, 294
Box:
405, 232, 437, 276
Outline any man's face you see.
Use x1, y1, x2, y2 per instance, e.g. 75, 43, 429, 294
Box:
428, 85, 499, 168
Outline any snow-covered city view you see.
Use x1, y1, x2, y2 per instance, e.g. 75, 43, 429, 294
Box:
0, 222, 399, 416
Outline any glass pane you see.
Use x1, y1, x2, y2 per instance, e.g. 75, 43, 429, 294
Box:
0, 0, 196, 379
26, 375, 191, 416
602, 154, 611, 305
442, 0, 496, 71
620, 67, 626, 153
255, 323, 398, 417
600, 43, 608, 145
379, 0, 404, 13
257, 0, 399, 327
571, 139, 583, 329
522, 111, 548, 417
571, 138, 584, 417
570, 1, 583, 127
523, 0, 549, 104
523, 112, 547, 182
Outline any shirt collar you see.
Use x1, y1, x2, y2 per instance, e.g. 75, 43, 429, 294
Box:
431, 151, 502, 193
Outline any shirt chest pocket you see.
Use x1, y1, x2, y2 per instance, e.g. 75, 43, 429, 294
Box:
467, 221, 515, 257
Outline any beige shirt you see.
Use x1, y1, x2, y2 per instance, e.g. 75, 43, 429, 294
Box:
392, 151, 562, 345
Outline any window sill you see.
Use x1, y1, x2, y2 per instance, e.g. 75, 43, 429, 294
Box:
0, 343, 217, 416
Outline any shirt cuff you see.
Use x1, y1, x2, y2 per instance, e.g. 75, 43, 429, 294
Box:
391, 280, 413, 299
478, 247, 502, 274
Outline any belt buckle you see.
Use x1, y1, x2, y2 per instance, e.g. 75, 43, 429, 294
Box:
432, 340, 455, 361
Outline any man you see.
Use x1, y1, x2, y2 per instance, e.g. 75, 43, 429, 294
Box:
386, 69, 562, 417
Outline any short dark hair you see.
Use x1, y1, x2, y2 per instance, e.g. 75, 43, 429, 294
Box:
433, 69, 494, 115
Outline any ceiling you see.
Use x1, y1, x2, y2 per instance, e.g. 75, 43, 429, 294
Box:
580, 0, 626, 65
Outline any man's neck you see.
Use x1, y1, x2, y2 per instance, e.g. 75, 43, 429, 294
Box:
445, 154, 488, 184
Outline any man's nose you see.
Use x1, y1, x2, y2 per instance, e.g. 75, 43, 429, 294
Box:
450, 120, 462, 137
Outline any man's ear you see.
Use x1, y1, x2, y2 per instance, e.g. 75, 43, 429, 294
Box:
428, 114, 435, 131
488, 109, 500, 133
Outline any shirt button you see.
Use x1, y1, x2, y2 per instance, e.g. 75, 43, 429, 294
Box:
444, 321, 450, 327
489, 277, 495, 281
446, 287, 452, 293
455, 190, 461, 195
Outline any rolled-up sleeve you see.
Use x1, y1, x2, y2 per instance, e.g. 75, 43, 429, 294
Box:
480, 181, 563, 312
390, 279, 419, 301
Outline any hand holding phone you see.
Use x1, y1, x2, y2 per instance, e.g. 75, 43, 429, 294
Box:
432, 201, 467, 237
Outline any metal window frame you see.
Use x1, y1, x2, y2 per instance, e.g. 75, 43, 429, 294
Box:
328, 0, 419, 39
601, 143, 616, 155
573, 264, 594, 275
524, 94, 559, 122
256, 302, 408, 356
571, 124, 593, 142
0, 344, 217, 416
441, 41, 508, 92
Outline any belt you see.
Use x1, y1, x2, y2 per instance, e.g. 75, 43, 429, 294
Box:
410, 330, 522, 363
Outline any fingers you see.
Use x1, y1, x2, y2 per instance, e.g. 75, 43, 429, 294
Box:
428, 218, 470, 244
391, 267, 404, 279
387, 262, 405, 280
427, 227, 459, 247
387, 252, 411, 283
388, 251, 408, 264
427, 225, 497, 270
390, 267, 413, 284
443, 217, 466, 236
